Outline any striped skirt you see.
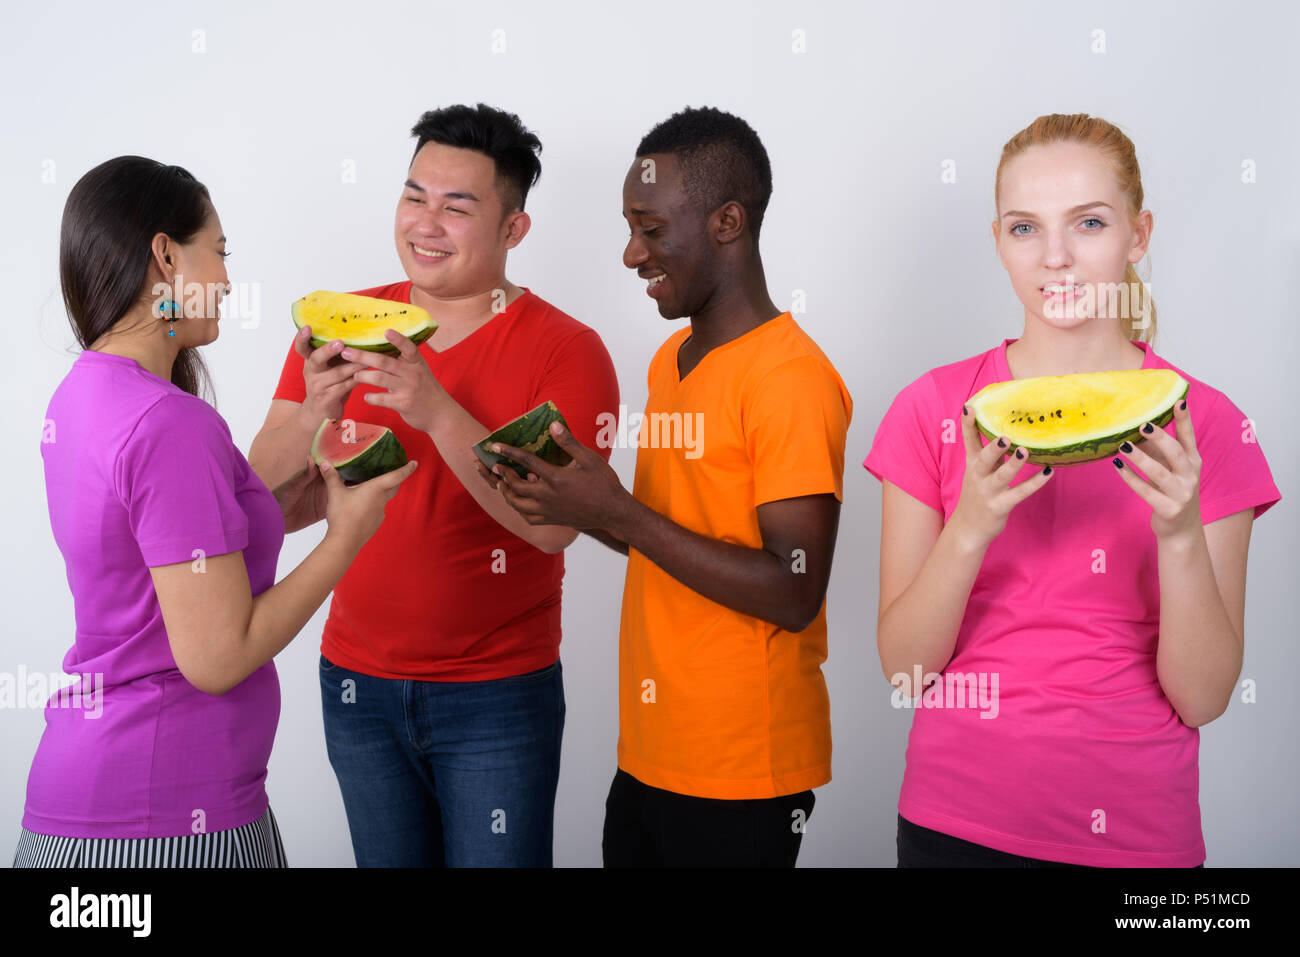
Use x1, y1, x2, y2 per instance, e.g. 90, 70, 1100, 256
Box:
11, 805, 287, 868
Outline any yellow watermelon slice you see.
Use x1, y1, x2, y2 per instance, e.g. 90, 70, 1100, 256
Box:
291, 290, 437, 355
967, 368, 1189, 466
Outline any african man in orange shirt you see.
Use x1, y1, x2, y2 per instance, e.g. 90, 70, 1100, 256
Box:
483, 106, 852, 867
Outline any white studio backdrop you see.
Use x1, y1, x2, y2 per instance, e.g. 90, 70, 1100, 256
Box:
1, 0, 1296, 866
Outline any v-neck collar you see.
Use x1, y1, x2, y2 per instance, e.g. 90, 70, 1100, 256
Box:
417, 285, 532, 357
675, 312, 790, 384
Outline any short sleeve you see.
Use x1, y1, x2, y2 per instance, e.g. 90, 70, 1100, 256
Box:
114, 395, 252, 566
272, 335, 307, 403
531, 328, 621, 463
746, 355, 852, 506
862, 373, 944, 513
1193, 390, 1281, 525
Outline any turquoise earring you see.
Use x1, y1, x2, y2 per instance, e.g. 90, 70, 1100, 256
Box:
162, 299, 180, 337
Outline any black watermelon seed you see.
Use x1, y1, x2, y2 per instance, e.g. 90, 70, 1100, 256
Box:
1039, 415, 1045, 421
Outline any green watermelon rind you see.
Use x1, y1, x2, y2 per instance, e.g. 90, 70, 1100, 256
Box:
306, 326, 437, 356
971, 378, 1189, 466
473, 401, 572, 479
311, 419, 409, 485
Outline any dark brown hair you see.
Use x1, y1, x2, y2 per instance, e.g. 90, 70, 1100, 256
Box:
60, 156, 216, 400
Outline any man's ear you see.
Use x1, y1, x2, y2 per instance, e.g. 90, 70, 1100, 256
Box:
503, 210, 531, 250
713, 200, 746, 245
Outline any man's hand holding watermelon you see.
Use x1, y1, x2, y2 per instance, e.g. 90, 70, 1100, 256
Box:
295, 325, 366, 423
482, 420, 633, 533
340, 329, 448, 434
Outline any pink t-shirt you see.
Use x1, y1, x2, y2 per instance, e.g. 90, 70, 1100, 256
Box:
863, 338, 1281, 867
24, 350, 284, 839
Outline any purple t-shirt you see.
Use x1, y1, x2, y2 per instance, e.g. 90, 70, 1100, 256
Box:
24, 350, 284, 839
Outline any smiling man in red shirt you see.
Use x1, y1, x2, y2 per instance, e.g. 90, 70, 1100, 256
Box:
248, 103, 619, 867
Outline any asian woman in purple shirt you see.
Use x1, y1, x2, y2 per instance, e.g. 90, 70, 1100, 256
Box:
12, 157, 417, 867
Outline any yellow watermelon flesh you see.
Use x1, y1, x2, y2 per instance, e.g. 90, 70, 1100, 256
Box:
291, 290, 438, 355
967, 368, 1189, 466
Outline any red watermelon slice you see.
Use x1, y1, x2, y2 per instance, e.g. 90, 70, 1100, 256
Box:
311, 418, 408, 485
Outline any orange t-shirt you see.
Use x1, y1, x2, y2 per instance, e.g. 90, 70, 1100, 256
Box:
272, 282, 619, 680
617, 313, 853, 799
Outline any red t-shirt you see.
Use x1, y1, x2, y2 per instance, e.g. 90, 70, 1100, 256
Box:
272, 282, 620, 680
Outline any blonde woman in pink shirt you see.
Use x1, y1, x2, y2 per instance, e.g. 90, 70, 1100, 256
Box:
864, 113, 1281, 867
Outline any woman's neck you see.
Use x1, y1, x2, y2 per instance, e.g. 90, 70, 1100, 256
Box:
87, 307, 180, 382
1006, 319, 1146, 380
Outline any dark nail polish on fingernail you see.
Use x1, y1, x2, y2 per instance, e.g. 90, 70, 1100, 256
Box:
1113, 458, 1123, 469
1142, 423, 1154, 434
963, 405, 969, 416
1043, 466, 1052, 476
1120, 441, 1133, 453
997, 437, 1007, 448
1015, 448, 1024, 459
1179, 400, 1187, 410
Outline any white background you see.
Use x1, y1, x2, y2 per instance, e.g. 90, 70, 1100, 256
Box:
2, 0, 1296, 866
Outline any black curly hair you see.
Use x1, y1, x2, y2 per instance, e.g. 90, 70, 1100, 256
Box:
636, 106, 773, 240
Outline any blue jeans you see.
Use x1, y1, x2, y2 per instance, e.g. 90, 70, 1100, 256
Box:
319, 654, 565, 867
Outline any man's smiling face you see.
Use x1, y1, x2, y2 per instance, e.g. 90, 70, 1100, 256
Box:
395, 141, 518, 298
622, 153, 714, 320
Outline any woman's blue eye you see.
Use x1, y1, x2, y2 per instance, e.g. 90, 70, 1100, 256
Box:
1081, 217, 1104, 228
1010, 223, 1032, 235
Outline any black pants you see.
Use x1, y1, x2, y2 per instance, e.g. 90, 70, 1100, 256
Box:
602, 768, 814, 867
897, 814, 1205, 868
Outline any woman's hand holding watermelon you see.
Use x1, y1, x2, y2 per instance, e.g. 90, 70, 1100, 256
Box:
949, 404, 1055, 552
296, 326, 366, 422
318, 453, 419, 549
270, 455, 331, 533
1111, 399, 1203, 542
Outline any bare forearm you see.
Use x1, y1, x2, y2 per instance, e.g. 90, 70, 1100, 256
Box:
249, 404, 323, 492
583, 528, 629, 555
1156, 532, 1242, 727
608, 497, 812, 632
429, 400, 576, 554
878, 522, 988, 688
226, 532, 360, 690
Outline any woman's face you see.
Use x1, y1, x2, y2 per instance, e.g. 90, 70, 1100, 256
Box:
993, 141, 1152, 332
154, 204, 229, 345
